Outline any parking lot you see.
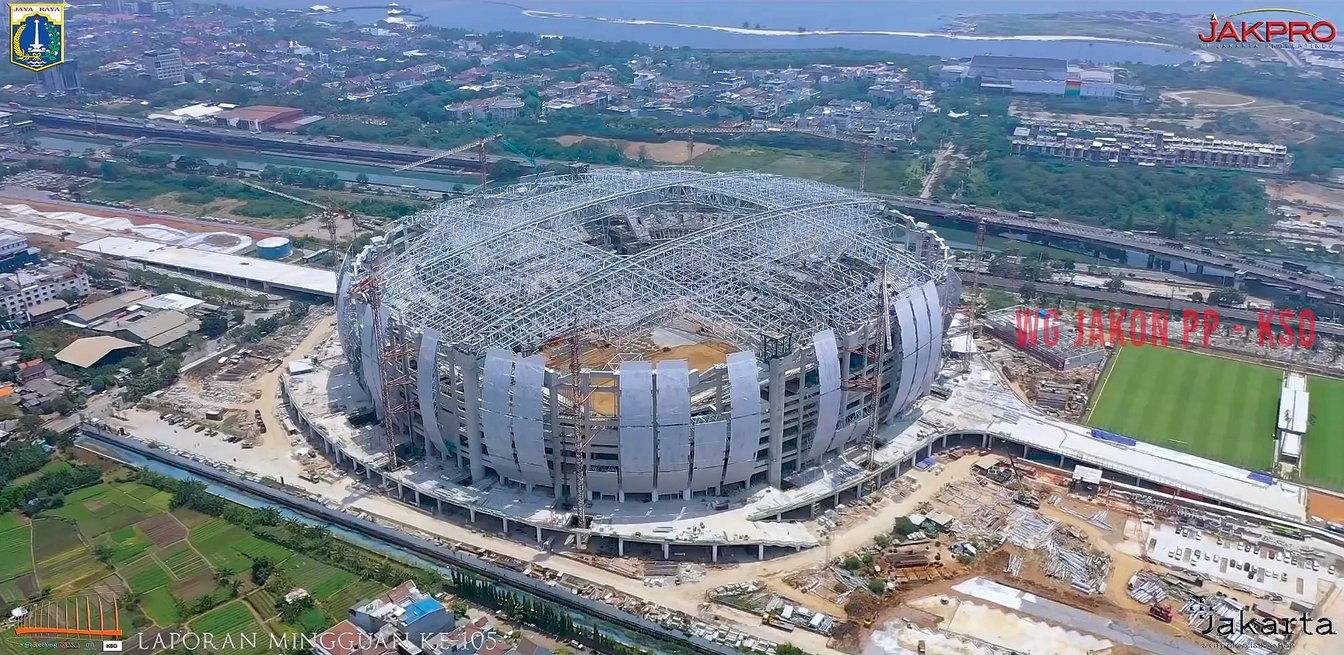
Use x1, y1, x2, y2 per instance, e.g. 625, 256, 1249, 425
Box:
1148, 524, 1332, 604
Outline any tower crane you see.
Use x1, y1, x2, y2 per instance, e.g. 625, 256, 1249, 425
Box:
656, 124, 901, 193
391, 133, 504, 173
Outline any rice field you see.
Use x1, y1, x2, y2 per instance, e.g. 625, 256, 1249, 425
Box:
159, 541, 211, 579
0, 525, 33, 581
141, 587, 181, 626
282, 556, 356, 598
190, 520, 292, 573
31, 518, 83, 555
189, 602, 271, 655
49, 485, 153, 537
34, 544, 107, 590
318, 580, 386, 617
100, 525, 154, 565
121, 555, 173, 594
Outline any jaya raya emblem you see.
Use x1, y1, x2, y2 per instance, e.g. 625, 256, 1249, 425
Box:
9, 3, 64, 72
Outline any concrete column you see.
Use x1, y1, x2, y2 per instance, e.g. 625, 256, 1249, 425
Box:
536, 526, 542, 542
468, 507, 476, 523
502, 517, 509, 532
711, 545, 719, 563
766, 357, 787, 488
662, 543, 670, 559
546, 369, 563, 499
758, 544, 764, 560
460, 350, 486, 483
941, 434, 948, 449
435, 498, 442, 513
618, 538, 625, 557
682, 489, 691, 501
618, 492, 625, 502
413, 489, 420, 505
982, 433, 989, 449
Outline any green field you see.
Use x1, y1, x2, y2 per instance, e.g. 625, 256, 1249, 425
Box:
0, 526, 33, 581
122, 555, 173, 593
1088, 346, 1281, 471
1302, 376, 1344, 489
189, 601, 271, 655
1, 472, 398, 647
697, 146, 924, 195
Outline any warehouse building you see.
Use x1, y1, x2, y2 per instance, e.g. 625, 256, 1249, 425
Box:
937, 55, 1146, 101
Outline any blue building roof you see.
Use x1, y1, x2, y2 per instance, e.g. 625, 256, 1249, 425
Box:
403, 597, 445, 624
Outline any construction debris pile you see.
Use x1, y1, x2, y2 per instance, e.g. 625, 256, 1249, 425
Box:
784, 566, 874, 608
1002, 508, 1113, 594
710, 583, 838, 636
930, 479, 1014, 542
643, 562, 706, 587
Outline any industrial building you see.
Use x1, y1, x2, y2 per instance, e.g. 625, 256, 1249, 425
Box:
75, 237, 337, 298
933, 55, 1145, 101
1011, 128, 1291, 174
0, 263, 90, 323
336, 170, 960, 503
213, 105, 320, 132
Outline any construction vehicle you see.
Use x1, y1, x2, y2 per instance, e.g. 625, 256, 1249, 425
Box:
761, 614, 794, 632
1148, 602, 1173, 623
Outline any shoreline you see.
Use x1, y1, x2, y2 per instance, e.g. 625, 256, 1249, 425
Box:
522, 10, 1185, 49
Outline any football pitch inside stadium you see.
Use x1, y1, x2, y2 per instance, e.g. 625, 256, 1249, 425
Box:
1086, 346, 1281, 472
1303, 376, 1344, 489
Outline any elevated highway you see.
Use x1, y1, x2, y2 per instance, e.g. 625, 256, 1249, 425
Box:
876, 194, 1344, 304
22, 106, 532, 174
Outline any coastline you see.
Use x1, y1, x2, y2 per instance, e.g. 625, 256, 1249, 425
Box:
522, 10, 1181, 48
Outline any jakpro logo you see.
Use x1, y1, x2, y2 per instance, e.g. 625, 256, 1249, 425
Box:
1198, 8, 1336, 44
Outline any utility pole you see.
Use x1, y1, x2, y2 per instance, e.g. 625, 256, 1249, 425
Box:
865, 262, 892, 469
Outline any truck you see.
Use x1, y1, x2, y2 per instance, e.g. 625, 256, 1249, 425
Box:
1149, 603, 1173, 623
1282, 261, 1310, 274
1016, 210, 1036, 219
326, 134, 344, 142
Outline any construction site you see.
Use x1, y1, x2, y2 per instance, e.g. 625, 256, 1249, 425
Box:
83, 167, 1344, 655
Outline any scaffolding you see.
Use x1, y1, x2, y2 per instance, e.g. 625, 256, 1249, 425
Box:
374, 170, 953, 355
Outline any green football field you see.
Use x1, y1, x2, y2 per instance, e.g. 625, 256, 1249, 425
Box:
1302, 376, 1344, 489
1087, 346, 1281, 471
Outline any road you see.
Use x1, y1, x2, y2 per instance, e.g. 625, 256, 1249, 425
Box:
21, 106, 588, 173
875, 194, 1344, 304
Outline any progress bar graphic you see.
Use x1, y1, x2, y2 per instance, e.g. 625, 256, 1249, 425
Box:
13, 595, 122, 638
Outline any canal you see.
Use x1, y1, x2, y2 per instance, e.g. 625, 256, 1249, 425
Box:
31, 132, 478, 194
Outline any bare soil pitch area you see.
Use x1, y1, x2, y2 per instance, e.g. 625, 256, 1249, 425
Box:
553, 135, 718, 162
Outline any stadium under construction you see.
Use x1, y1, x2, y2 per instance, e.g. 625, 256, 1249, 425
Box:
334, 170, 959, 502
263, 169, 1324, 560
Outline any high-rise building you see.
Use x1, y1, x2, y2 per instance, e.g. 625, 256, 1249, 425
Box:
38, 60, 81, 93
142, 49, 184, 84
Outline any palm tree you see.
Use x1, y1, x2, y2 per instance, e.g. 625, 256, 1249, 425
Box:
257, 507, 282, 526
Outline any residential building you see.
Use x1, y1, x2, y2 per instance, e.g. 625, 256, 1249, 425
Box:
39, 61, 81, 94
0, 264, 90, 323
142, 49, 185, 83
